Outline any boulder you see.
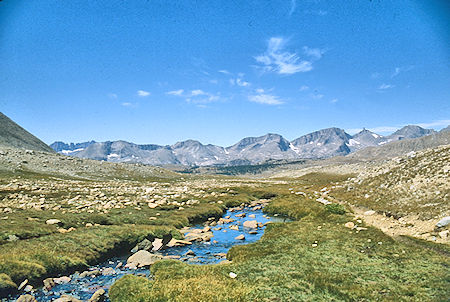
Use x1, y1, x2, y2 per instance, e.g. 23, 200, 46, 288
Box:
88, 289, 106, 302
18, 279, 28, 291
152, 238, 163, 251
131, 238, 153, 253
438, 230, 449, 239
229, 272, 237, 279
43, 278, 55, 291
344, 222, 355, 229
125, 250, 162, 268
229, 225, 239, 231
45, 219, 62, 225
102, 267, 116, 275
16, 295, 37, 302
53, 295, 82, 302
436, 217, 450, 228
53, 276, 71, 284
235, 234, 245, 240
166, 238, 191, 247
243, 220, 258, 229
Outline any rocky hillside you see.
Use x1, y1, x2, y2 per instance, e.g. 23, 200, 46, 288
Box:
0, 112, 54, 153
347, 128, 450, 160
51, 125, 443, 166
337, 144, 450, 219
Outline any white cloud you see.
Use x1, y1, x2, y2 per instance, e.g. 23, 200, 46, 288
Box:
166, 89, 184, 96
209, 79, 218, 84
108, 93, 118, 99
137, 90, 150, 97
255, 37, 318, 75
371, 72, 381, 79
330, 98, 338, 103
299, 85, 309, 91
289, 0, 296, 16
391, 65, 414, 78
303, 46, 325, 60
417, 119, 450, 129
248, 89, 283, 105
121, 102, 133, 107
191, 89, 207, 96
378, 83, 395, 90
218, 69, 232, 75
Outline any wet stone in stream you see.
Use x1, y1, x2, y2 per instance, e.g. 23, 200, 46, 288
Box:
8, 205, 285, 302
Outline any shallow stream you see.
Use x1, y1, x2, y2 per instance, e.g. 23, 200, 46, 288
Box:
7, 206, 284, 301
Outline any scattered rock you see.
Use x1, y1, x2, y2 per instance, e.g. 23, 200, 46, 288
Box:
53, 295, 82, 302
243, 220, 258, 229
88, 289, 106, 302
185, 250, 196, 256
16, 294, 37, 302
131, 238, 153, 253
364, 210, 376, 216
229, 225, 239, 231
125, 250, 162, 268
24, 285, 33, 292
235, 234, 245, 240
152, 238, 163, 251
18, 279, 28, 291
53, 276, 71, 284
45, 219, 62, 225
43, 278, 55, 291
436, 217, 450, 228
7, 234, 19, 242
229, 272, 237, 279
102, 267, 116, 275
438, 230, 449, 239
344, 222, 355, 229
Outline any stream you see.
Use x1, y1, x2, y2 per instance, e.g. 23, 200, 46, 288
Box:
7, 205, 284, 302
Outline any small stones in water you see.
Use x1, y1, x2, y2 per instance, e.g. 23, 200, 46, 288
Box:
185, 250, 196, 256
102, 267, 116, 275
53, 276, 71, 284
235, 234, 245, 240
229, 225, 239, 231
229, 272, 237, 279
43, 278, 55, 291
88, 289, 106, 302
24, 285, 33, 292
243, 220, 258, 229
53, 295, 82, 302
16, 295, 37, 302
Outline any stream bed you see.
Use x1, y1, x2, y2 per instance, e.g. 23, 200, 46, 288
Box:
7, 205, 284, 302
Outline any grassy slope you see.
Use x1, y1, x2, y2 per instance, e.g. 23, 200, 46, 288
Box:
109, 175, 450, 302
0, 169, 247, 295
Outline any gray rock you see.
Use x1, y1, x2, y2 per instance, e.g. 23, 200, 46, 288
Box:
436, 216, 450, 228
88, 289, 106, 302
125, 250, 163, 268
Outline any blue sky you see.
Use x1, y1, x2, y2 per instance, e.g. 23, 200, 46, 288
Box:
0, 0, 449, 146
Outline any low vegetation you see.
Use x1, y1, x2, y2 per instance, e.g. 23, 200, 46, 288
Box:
109, 173, 450, 302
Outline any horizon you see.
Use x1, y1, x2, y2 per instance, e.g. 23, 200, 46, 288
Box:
47, 122, 448, 148
1, 1, 449, 146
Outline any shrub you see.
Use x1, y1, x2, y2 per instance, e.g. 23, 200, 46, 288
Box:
325, 203, 346, 215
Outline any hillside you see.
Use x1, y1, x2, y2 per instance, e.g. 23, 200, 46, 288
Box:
0, 112, 54, 153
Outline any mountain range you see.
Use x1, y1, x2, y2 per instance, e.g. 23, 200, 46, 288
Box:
50, 125, 441, 166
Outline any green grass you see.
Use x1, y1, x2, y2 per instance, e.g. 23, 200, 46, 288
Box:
110, 177, 450, 302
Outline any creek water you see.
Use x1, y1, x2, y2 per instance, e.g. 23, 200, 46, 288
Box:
7, 206, 285, 302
